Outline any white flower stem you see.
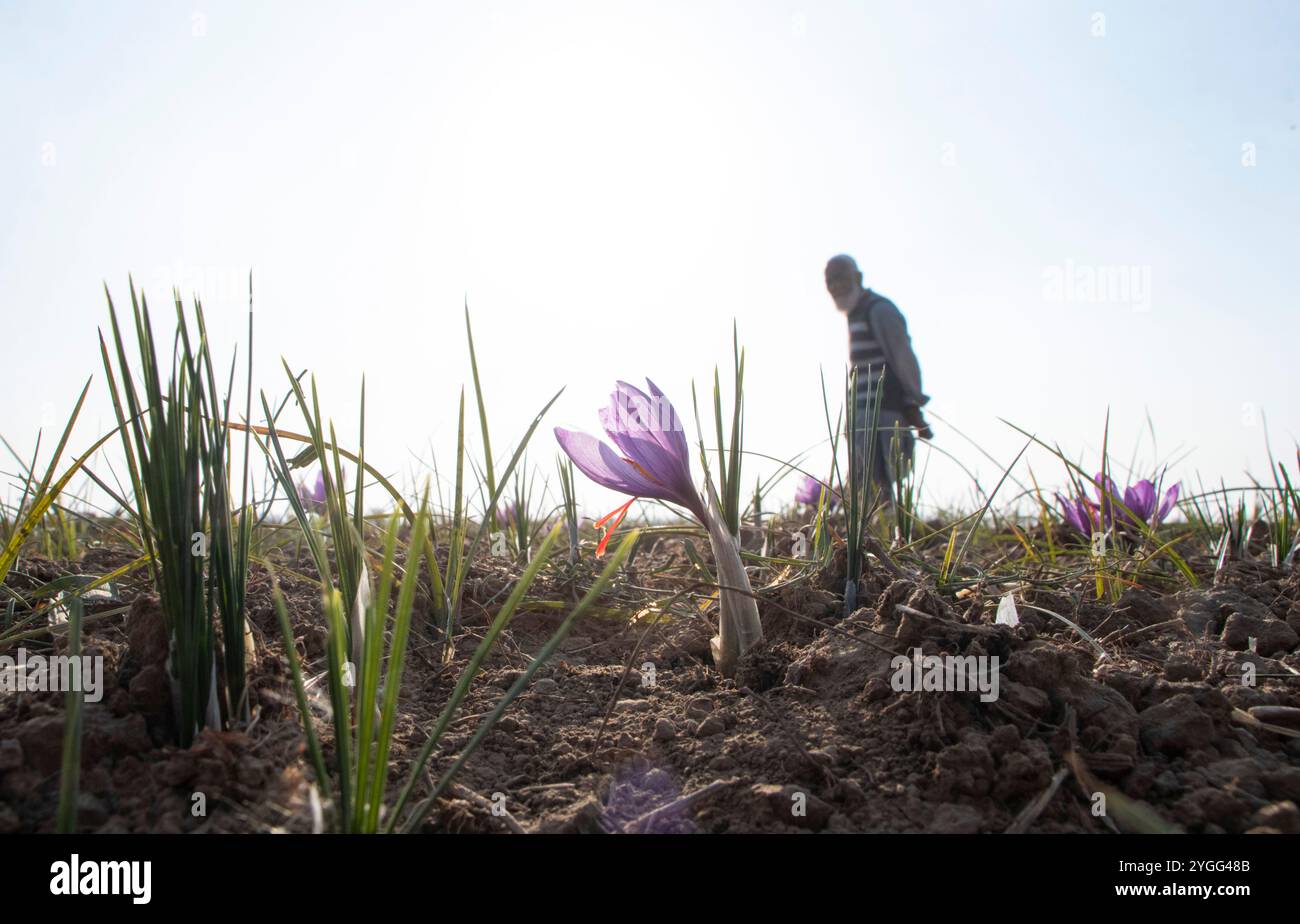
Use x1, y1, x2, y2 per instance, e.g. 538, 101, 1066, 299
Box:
703, 479, 763, 677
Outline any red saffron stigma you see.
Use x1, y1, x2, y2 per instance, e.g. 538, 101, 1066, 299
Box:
593, 498, 636, 557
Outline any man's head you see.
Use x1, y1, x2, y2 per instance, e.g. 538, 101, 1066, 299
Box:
825, 254, 863, 312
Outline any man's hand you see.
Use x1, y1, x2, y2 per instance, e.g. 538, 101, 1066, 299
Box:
903, 405, 934, 441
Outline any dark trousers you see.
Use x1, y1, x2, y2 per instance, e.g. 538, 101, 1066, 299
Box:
851, 406, 914, 506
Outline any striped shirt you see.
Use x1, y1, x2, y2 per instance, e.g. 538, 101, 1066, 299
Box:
847, 291, 904, 413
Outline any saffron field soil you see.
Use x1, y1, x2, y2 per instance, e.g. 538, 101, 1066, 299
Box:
3, 527, 1299, 835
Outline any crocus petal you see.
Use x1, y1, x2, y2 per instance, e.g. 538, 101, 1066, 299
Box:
796, 475, 839, 510
795, 475, 820, 505
598, 380, 698, 511
1093, 473, 1120, 526
605, 379, 687, 464
1155, 483, 1180, 525
1124, 480, 1156, 524
557, 380, 707, 523
1057, 493, 1091, 536
598, 405, 682, 491
642, 378, 691, 466
597, 380, 703, 519
554, 428, 664, 497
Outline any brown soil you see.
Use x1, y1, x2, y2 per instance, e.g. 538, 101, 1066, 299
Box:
3, 541, 1299, 834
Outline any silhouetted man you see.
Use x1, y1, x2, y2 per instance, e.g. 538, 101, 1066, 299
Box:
825, 254, 932, 500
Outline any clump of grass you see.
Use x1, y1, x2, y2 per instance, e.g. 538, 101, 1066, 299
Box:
829, 364, 885, 614
689, 325, 763, 675
271, 496, 430, 834
889, 426, 927, 546
195, 290, 255, 722
101, 285, 220, 744
252, 308, 563, 675
1258, 447, 1300, 569
260, 364, 370, 677
0, 380, 94, 591
692, 323, 746, 537
438, 311, 563, 654
556, 453, 579, 563
489, 456, 542, 562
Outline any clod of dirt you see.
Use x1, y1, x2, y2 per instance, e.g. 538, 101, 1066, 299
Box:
1061, 677, 1139, 740
615, 699, 653, 713
693, 716, 726, 738
1252, 801, 1300, 833
1174, 586, 1273, 638
932, 738, 996, 799
1113, 588, 1176, 628
734, 640, 791, 692
1163, 656, 1205, 682
1222, 611, 1299, 656
1137, 693, 1215, 754
121, 594, 174, 737
748, 783, 834, 831
0, 740, 22, 771
999, 681, 1051, 724
683, 696, 713, 721
1174, 786, 1251, 831
1262, 767, 1300, 801
124, 594, 169, 664
534, 795, 610, 834
15, 707, 151, 775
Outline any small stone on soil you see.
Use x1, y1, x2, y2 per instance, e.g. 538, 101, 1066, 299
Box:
652, 718, 677, 742
694, 716, 726, 738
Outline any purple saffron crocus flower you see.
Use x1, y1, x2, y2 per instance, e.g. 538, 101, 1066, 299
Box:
556, 378, 764, 678
794, 475, 821, 505
1058, 472, 1180, 536
297, 470, 326, 513
555, 379, 707, 555
795, 474, 839, 509
495, 502, 517, 529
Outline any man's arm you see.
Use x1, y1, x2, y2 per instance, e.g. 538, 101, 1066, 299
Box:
871, 300, 930, 409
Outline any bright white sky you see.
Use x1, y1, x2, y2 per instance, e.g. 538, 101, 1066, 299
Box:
2, 1, 1298, 523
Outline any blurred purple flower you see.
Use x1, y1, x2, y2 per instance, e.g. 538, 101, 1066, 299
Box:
297, 470, 326, 513
795, 474, 839, 510
1056, 493, 1096, 537
555, 378, 706, 555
